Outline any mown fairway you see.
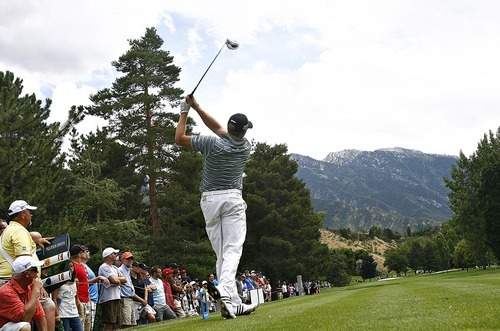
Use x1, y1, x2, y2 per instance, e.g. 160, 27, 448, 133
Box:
135, 268, 500, 330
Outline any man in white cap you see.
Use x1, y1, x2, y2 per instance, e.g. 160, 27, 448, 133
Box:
0, 255, 47, 331
98, 247, 126, 331
0, 200, 56, 331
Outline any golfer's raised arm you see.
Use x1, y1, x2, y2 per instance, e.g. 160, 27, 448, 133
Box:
186, 95, 227, 136
175, 110, 190, 148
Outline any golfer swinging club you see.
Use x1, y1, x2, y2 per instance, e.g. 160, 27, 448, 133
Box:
175, 94, 258, 318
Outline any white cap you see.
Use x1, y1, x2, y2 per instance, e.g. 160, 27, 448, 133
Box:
8, 200, 37, 216
12, 256, 44, 274
202, 280, 207, 285
102, 247, 119, 258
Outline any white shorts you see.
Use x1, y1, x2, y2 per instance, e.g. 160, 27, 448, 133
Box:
0, 321, 30, 331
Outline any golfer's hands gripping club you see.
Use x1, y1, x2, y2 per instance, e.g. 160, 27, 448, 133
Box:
180, 100, 190, 114
186, 94, 200, 112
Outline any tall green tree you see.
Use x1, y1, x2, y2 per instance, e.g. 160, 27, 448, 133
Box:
88, 27, 185, 235
242, 143, 329, 285
445, 128, 500, 262
328, 249, 352, 286
0, 71, 83, 219
359, 253, 378, 281
384, 248, 409, 275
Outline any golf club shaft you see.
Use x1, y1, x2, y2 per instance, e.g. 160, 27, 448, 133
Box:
191, 43, 226, 95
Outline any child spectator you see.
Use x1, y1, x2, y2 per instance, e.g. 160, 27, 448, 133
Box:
53, 263, 83, 331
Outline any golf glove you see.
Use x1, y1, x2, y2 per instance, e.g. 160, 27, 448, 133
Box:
180, 101, 190, 114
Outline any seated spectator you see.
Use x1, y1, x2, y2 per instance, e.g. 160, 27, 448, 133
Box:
0, 256, 47, 331
139, 263, 155, 311
148, 266, 176, 321
1, 200, 56, 331
184, 282, 198, 316
130, 262, 155, 325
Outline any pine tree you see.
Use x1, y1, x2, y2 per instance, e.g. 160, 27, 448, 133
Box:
88, 28, 185, 235
243, 143, 329, 285
0, 71, 83, 218
445, 127, 500, 263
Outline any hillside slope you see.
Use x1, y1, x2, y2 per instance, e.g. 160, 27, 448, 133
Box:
319, 229, 397, 268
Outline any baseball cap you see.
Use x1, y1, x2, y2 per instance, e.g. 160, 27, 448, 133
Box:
139, 263, 148, 270
102, 247, 119, 258
132, 261, 140, 267
8, 200, 37, 216
181, 269, 187, 273
168, 262, 179, 269
12, 256, 44, 274
70, 244, 88, 257
202, 280, 208, 285
162, 268, 174, 277
228, 113, 253, 132
190, 281, 196, 285
122, 252, 134, 259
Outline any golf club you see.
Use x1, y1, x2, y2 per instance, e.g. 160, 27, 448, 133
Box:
191, 39, 239, 95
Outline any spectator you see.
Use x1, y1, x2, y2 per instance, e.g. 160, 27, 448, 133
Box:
199, 280, 216, 313
243, 270, 254, 297
180, 269, 191, 284
148, 266, 176, 321
114, 253, 123, 268
186, 281, 199, 316
0, 200, 56, 331
169, 269, 186, 318
98, 247, 126, 331
208, 273, 218, 287
288, 283, 295, 297
130, 262, 155, 325
263, 279, 272, 302
52, 262, 83, 331
162, 268, 177, 317
167, 262, 180, 274
235, 272, 244, 303
118, 252, 141, 328
82, 247, 103, 330
250, 271, 259, 289
279, 281, 286, 300
0, 256, 47, 330
0, 219, 7, 236
70, 244, 109, 331
139, 264, 155, 311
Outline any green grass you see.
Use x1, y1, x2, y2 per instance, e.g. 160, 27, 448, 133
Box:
135, 268, 500, 330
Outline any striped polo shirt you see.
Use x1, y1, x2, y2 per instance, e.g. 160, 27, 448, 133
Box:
191, 133, 251, 193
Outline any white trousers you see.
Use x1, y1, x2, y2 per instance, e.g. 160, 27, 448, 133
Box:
201, 189, 246, 305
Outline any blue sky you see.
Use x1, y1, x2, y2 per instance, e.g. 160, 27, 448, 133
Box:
1, 0, 499, 160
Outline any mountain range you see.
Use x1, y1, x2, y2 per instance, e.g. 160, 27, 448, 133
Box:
292, 148, 458, 233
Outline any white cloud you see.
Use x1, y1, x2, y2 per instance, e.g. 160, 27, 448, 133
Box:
1, 0, 499, 160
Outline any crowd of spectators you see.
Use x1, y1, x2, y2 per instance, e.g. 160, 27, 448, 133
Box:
0, 200, 328, 330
